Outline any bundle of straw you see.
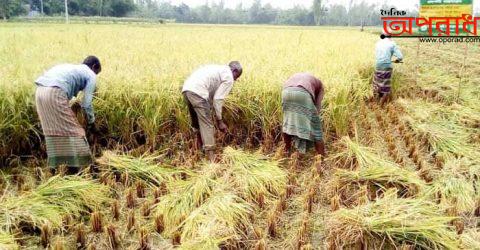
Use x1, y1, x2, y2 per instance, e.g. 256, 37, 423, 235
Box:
0, 176, 110, 231
326, 190, 460, 249
331, 137, 397, 170
0, 231, 18, 250
423, 163, 477, 214
155, 166, 220, 235
222, 147, 287, 202
180, 191, 252, 248
97, 151, 183, 187
334, 164, 426, 195
461, 229, 480, 249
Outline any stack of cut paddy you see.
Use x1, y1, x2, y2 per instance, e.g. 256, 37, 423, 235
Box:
423, 158, 479, 215
97, 151, 184, 187
0, 231, 18, 249
461, 229, 480, 249
154, 147, 287, 248
0, 175, 110, 246
325, 190, 460, 249
331, 137, 425, 198
398, 99, 479, 161
221, 147, 287, 203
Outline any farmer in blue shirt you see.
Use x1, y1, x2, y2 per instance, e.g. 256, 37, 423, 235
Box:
35, 56, 101, 173
373, 33, 403, 103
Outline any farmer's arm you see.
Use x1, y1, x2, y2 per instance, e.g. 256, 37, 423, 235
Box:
82, 78, 96, 125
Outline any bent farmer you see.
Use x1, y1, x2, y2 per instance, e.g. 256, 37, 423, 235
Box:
35, 56, 101, 173
182, 62, 243, 161
282, 73, 325, 156
373, 33, 403, 102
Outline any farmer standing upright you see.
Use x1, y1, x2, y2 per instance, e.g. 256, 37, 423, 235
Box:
373, 33, 403, 103
282, 73, 326, 156
182, 61, 243, 161
35, 56, 101, 173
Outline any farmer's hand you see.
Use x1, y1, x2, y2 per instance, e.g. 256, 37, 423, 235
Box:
218, 120, 228, 133
87, 123, 100, 135
71, 101, 82, 114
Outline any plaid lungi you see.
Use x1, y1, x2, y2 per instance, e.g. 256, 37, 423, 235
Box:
372, 68, 393, 95
35, 86, 92, 169
282, 87, 323, 154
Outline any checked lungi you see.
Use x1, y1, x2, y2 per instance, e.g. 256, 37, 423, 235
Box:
372, 68, 393, 96
35, 86, 92, 169
282, 87, 323, 154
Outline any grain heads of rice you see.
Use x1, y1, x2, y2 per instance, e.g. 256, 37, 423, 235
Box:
325, 189, 460, 249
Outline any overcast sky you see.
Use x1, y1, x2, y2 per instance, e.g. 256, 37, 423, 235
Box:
168, 0, 480, 11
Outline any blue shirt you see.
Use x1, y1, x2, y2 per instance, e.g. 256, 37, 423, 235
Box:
375, 39, 403, 70
35, 64, 96, 124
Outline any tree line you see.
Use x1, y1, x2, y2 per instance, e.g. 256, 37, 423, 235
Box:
1, 0, 136, 19
1, 0, 422, 26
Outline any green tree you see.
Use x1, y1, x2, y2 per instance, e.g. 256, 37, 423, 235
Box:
276, 5, 313, 26
313, 0, 322, 25
325, 4, 348, 26
0, 0, 26, 20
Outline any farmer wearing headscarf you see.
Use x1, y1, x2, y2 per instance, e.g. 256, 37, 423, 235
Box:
373, 31, 403, 103
35, 56, 101, 173
282, 73, 326, 156
182, 61, 243, 161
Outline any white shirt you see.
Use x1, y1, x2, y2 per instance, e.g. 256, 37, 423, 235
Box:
182, 65, 234, 120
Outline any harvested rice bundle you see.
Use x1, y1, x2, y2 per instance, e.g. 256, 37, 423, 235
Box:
222, 147, 287, 203
0, 231, 18, 249
398, 99, 480, 130
461, 229, 480, 249
334, 164, 426, 196
409, 121, 478, 159
97, 151, 184, 187
0, 176, 110, 231
154, 166, 220, 236
180, 191, 252, 249
178, 238, 222, 250
325, 190, 460, 249
424, 165, 477, 214
428, 175, 475, 214
331, 137, 397, 170
35, 176, 111, 212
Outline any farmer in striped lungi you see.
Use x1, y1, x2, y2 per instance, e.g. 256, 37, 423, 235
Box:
35, 56, 101, 173
282, 73, 326, 156
373, 33, 403, 103
182, 62, 243, 161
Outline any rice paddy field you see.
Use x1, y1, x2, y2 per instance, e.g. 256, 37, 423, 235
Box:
0, 23, 479, 249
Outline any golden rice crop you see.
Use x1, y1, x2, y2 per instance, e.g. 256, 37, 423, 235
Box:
0, 231, 18, 250
325, 189, 460, 249
0, 23, 377, 159
97, 150, 184, 187
0, 175, 110, 231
